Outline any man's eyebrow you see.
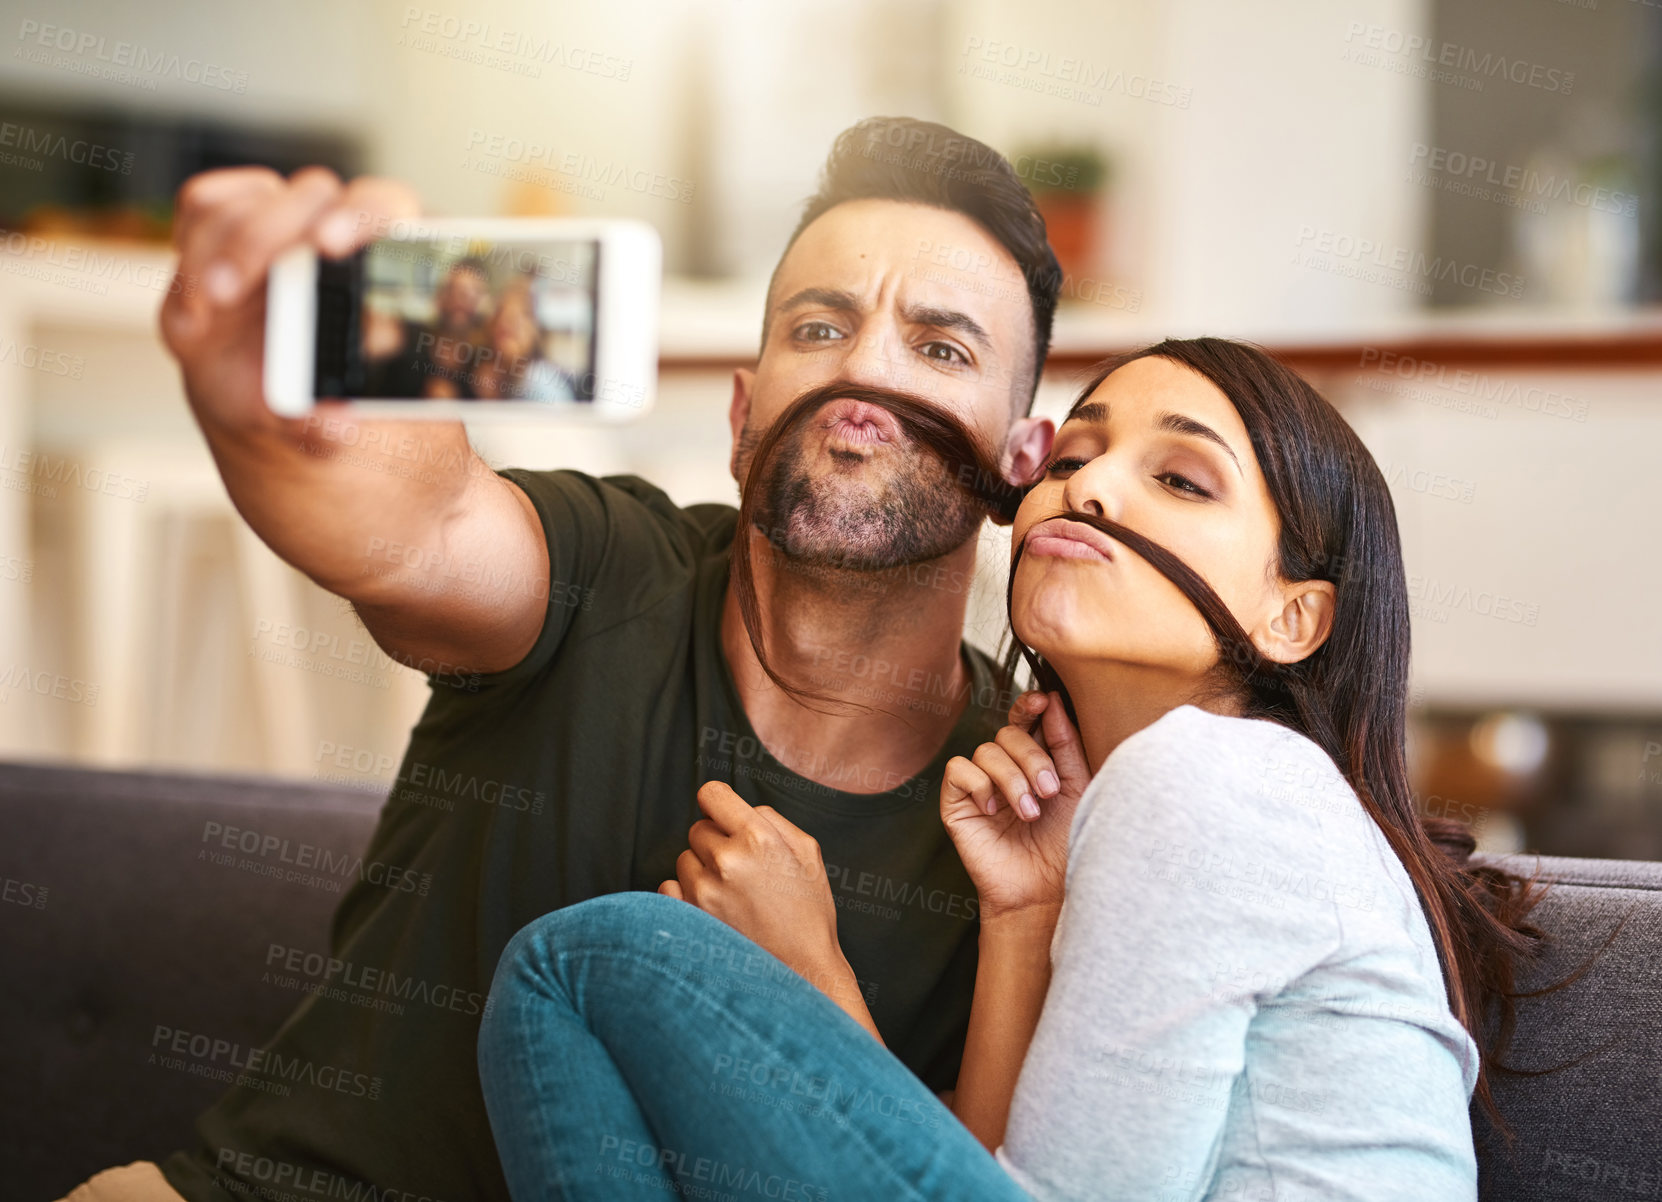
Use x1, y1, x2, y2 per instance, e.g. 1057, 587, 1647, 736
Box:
900, 302, 992, 351
772, 287, 861, 317
1156, 410, 1242, 474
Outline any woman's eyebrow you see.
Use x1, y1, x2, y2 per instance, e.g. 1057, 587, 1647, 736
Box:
1059, 401, 1243, 477
1156, 410, 1242, 475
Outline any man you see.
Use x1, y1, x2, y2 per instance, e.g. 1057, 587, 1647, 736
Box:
360, 255, 493, 398
74, 116, 1061, 1201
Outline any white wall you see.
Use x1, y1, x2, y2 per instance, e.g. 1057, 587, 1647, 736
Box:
6, 0, 1660, 772
362, 0, 702, 247
5, 0, 1429, 316
1339, 368, 1662, 712
942, 0, 1428, 330
0, 0, 380, 124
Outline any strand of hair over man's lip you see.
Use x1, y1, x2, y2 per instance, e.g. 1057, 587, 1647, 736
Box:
731, 382, 1021, 712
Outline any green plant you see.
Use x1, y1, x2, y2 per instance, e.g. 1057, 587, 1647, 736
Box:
1015, 145, 1111, 195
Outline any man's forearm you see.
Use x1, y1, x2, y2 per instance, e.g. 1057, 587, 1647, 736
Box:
197, 404, 548, 675
791, 950, 884, 1044
199, 408, 477, 602
159, 168, 546, 673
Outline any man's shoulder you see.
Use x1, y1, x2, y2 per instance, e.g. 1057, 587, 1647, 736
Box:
500, 467, 738, 556
447, 469, 734, 686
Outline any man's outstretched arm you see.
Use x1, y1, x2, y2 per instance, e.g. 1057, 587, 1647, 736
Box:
160, 166, 549, 676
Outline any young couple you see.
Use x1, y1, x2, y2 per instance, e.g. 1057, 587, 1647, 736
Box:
137, 114, 1544, 1202
475, 337, 1541, 1200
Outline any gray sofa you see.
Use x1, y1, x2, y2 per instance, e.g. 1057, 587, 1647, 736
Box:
1, 761, 1657, 1201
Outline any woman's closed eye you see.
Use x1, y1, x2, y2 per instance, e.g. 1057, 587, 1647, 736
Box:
1157, 471, 1214, 500
1043, 457, 1215, 501
1043, 455, 1088, 477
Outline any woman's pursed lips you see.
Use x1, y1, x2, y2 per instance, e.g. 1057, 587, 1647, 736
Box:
1023, 517, 1115, 562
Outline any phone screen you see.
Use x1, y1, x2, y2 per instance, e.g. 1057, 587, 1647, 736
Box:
315, 236, 601, 403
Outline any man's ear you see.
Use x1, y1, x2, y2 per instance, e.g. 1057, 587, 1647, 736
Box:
1254, 579, 1337, 665
728, 367, 755, 485
990, 416, 1053, 525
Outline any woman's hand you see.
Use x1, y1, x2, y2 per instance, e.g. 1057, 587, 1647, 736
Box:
941, 691, 1092, 923
659, 782, 881, 1039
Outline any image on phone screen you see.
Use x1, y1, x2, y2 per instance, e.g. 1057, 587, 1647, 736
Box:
318, 237, 601, 403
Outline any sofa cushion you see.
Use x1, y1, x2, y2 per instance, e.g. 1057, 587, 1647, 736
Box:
0, 761, 382, 1201
1473, 854, 1662, 1201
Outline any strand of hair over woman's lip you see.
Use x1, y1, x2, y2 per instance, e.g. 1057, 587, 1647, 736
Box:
1004, 511, 1304, 740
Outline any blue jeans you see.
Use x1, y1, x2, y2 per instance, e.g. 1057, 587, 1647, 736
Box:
477, 891, 1030, 1201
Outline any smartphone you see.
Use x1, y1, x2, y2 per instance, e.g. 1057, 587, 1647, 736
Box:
263, 218, 661, 419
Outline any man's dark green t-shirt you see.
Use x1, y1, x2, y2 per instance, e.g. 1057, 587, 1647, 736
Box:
162, 470, 1014, 1202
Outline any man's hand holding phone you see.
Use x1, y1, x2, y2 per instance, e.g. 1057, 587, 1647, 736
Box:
161, 167, 420, 433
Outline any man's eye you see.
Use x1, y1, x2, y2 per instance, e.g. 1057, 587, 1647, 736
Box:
794, 321, 844, 342
919, 341, 968, 365
1157, 472, 1212, 499
1043, 456, 1088, 476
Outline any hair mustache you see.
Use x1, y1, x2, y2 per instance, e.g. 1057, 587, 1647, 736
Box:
731, 380, 1020, 708
1010, 510, 1272, 694
744, 381, 1025, 523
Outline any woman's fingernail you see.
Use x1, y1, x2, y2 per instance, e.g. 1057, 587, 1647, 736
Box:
1037, 770, 1059, 796
1018, 794, 1038, 820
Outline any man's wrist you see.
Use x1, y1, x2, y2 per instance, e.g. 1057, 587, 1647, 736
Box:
805, 951, 861, 1002
804, 952, 884, 1041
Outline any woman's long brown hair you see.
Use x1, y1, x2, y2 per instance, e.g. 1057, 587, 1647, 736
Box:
731, 350, 1548, 1131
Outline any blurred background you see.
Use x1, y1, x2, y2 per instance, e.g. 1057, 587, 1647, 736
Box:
2, 0, 1660, 859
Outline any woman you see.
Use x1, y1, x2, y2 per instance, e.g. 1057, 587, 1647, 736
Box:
470, 274, 578, 402
476, 339, 1541, 1200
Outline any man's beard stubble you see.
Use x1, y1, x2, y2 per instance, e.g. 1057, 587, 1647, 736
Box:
735, 387, 991, 580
